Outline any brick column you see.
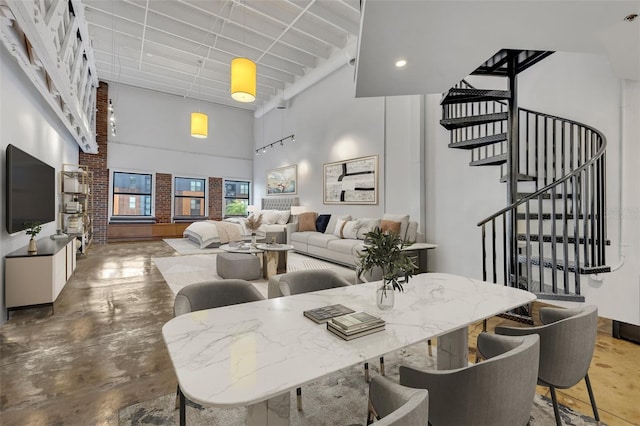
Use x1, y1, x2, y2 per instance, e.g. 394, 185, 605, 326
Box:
209, 177, 223, 220
155, 173, 172, 223
79, 82, 109, 245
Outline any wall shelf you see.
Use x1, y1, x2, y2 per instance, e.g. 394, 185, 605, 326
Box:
60, 164, 93, 254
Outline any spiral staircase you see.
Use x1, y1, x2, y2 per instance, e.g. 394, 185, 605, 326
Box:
440, 49, 610, 322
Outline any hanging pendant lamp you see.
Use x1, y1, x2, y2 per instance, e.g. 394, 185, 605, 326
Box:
230, 57, 256, 102
191, 112, 208, 138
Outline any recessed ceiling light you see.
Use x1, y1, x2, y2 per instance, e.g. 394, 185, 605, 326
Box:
395, 59, 407, 68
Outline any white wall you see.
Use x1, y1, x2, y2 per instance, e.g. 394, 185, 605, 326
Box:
253, 65, 425, 222
424, 52, 640, 325
107, 83, 254, 180
1, 44, 80, 325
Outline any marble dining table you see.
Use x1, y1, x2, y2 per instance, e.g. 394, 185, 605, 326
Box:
162, 272, 536, 425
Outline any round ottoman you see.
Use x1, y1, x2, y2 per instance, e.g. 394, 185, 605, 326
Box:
216, 252, 262, 280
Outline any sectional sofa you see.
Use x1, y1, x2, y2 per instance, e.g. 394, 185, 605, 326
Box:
286, 213, 423, 268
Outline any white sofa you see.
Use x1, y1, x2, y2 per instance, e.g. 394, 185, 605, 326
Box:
287, 213, 423, 268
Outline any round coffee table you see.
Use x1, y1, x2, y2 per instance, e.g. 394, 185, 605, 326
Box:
256, 243, 294, 278
219, 243, 264, 255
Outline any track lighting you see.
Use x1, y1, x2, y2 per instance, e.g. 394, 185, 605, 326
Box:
255, 134, 295, 155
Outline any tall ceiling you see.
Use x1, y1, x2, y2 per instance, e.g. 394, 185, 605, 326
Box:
83, 0, 361, 113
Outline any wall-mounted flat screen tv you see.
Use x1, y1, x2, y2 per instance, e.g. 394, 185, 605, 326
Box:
5, 144, 56, 234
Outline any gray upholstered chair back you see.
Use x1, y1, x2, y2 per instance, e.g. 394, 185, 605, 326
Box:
278, 269, 351, 296
368, 376, 428, 425
174, 280, 264, 316
399, 333, 540, 426
495, 305, 598, 389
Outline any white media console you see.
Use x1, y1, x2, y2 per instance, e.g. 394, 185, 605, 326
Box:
5, 237, 76, 317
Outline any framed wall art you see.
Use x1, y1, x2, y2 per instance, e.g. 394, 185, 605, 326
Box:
323, 155, 378, 204
266, 165, 297, 195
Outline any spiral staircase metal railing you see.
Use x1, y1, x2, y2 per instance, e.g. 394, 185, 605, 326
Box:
440, 50, 609, 320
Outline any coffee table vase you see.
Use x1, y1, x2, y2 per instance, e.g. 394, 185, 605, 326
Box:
376, 281, 394, 310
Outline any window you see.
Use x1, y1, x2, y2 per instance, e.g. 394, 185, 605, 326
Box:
224, 179, 250, 216
174, 177, 206, 218
112, 172, 152, 216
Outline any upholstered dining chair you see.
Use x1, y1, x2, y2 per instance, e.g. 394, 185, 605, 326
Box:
273, 269, 352, 410
367, 376, 429, 426
399, 333, 540, 426
173, 279, 265, 425
277, 268, 351, 296
494, 305, 600, 426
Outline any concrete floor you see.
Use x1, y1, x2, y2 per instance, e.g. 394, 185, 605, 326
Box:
1, 241, 638, 425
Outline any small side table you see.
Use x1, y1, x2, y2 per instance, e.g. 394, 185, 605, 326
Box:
402, 243, 438, 273
256, 244, 294, 278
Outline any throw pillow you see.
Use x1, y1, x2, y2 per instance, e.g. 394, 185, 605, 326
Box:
356, 218, 381, 240
261, 210, 281, 225
333, 218, 347, 237
276, 210, 291, 225
315, 214, 331, 233
341, 220, 361, 239
382, 214, 410, 240
325, 214, 352, 235
298, 212, 317, 232
380, 219, 402, 236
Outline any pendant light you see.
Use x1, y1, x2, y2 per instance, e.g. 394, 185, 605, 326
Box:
191, 112, 208, 138
230, 1, 256, 103
231, 57, 256, 102
191, 60, 208, 138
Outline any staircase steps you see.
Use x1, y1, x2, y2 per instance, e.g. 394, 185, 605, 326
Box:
517, 234, 611, 245
448, 133, 508, 149
517, 277, 585, 302
471, 50, 555, 76
517, 255, 611, 274
441, 88, 511, 105
500, 173, 537, 182
440, 112, 507, 130
470, 153, 507, 166
517, 192, 574, 200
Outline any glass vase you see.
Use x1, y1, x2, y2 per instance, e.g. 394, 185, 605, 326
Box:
376, 281, 395, 310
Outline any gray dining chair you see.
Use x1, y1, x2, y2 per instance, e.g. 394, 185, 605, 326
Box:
277, 268, 351, 296
494, 305, 600, 426
173, 279, 265, 426
367, 375, 429, 425
273, 269, 352, 410
399, 333, 540, 426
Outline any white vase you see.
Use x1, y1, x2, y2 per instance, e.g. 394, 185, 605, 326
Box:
28, 238, 37, 254
251, 233, 257, 246
376, 281, 394, 310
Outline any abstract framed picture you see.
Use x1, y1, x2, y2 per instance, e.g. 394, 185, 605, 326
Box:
323, 155, 378, 204
266, 165, 297, 195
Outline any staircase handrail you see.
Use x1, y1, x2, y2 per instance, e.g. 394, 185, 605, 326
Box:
477, 111, 607, 227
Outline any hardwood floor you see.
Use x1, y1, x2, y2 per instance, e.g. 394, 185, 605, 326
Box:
1, 241, 638, 425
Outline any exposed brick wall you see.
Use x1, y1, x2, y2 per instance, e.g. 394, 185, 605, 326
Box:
209, 177, 223, 220
79, 82, 109, 245
155, 173, 172, 223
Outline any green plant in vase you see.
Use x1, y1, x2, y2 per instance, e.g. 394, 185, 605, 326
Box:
356, 226, 416, 309
25, 221, 42, 253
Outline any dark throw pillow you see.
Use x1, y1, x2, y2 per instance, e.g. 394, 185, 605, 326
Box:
315, 214, 331, 233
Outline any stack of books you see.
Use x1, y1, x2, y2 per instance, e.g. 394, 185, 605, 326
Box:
327, 311, 385, 340
303, 304, 355, 324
